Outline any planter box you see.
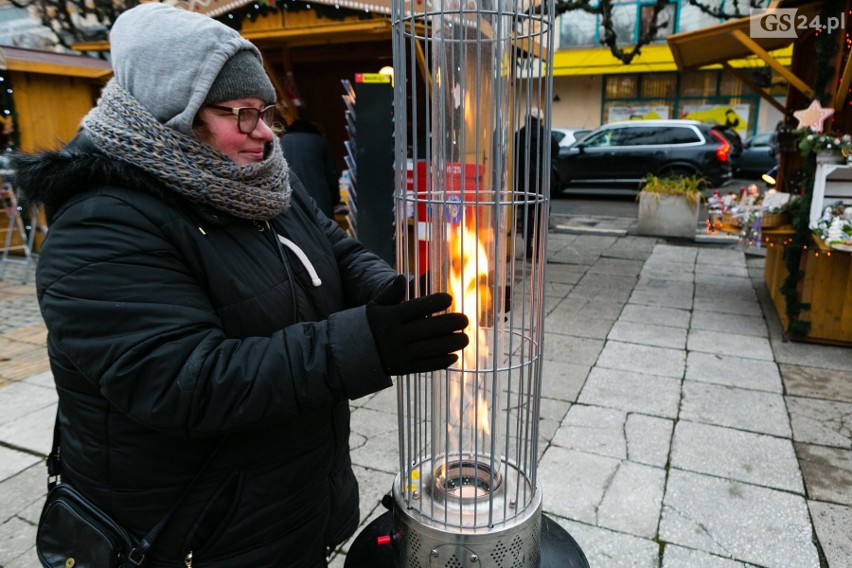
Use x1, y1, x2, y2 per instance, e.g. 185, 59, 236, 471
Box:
637, 193, 699, 239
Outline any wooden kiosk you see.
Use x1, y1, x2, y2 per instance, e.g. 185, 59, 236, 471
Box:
669, 0, 852, 345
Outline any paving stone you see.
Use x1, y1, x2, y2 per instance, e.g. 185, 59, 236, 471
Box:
0, 446, 40, 485
638, 263, 695, 283
570, 283, 634, 304
671, 421, 803, 494
808, 500, 852, 568
687, 329, 774, 361
662, 544, 748, 567
357, 384, 396, 412
586, 257, 645, 277
546, 312, 616, 339
0, 381, 56, 428
696, 248, 746, 268
680, 381, 791, 437
578, 367, 681, 419
780, 363, 852, 403
551, 516, 660, 568
626, 414, 673, 468
539, 446, 621, 524
544, 280, 573, 299
685, 351, 782, 393
545, 263, 587, 285
541, 361, 590, 402
543, 333, 604, 367
649, 244, 699, 263
597, 461, 665, 538
607, 320, 687, 349
695, 263, 750, 279
0, 403, 55, 456
660, 469, 820, 568
693, 296, 764, 317
629, 279, 694, 309
0, 516, 38, 568
618, 303, 691, 328
694, 279, 756, 303
689, 309, 768, 338
596, 341, 685, 379
349, 407, 400, 474
795, 443, 852, 506
770, 338, 852, 372
21, 371, 52, 389
0, 463, 44, 524
786, 396, 852, 448
552, 404, 627, 459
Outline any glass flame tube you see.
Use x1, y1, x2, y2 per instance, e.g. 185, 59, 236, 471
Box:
425, 0, 512, 525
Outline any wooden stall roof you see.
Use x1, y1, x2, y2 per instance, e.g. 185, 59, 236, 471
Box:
0, 45, 112, 79
666, 2, 828, 114
176, 0, 394, 16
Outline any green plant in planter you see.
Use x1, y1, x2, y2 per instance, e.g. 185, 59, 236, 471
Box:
638, 174, 705, 209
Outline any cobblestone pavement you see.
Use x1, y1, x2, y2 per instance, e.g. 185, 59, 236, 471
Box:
1, 233, 850, 568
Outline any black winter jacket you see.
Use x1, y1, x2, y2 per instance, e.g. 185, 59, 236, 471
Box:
14, 133, 396, 567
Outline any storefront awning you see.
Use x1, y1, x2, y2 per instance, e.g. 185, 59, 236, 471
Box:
551, 43, 792, 77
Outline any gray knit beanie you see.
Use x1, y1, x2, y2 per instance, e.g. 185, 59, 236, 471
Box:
109, 3, 277, 136
205, 50, 276, 105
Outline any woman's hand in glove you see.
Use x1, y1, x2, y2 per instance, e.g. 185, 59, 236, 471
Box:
367, 275, 469, 375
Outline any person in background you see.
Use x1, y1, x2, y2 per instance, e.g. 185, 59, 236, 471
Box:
279, 107, 341, 219
515, 108, 557, 258
13, 4, 468, 567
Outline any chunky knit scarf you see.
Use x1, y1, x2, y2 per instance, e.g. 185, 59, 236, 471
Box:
83, 80, 290, 221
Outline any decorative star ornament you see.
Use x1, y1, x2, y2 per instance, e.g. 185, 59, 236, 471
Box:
793, 100, 835, 133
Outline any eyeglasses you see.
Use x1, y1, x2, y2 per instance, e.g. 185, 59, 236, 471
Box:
206, 104, 276, 134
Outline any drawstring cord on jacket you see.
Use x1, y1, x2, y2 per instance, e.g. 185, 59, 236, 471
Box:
276, 234, 322, 287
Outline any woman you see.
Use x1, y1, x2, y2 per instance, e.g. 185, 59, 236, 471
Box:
14, 4, 467, 566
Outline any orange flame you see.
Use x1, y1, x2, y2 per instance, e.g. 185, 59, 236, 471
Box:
446, 209, 493, 444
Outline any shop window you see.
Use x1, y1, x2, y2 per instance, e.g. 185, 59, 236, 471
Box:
600, 3, 637, 44
680, 70, 718, 97
677, 3, 722, 33
719, 70, 747, 97
641, 73, 677, 98
558, 10, 597, 47
640, 2, 677, 39
605, 74, 638, 98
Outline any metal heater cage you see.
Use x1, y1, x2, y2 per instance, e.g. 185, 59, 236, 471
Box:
390, 0, 555, 566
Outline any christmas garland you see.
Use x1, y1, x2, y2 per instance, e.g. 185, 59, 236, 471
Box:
779, 0, 843, 338
218, 0, 370, 31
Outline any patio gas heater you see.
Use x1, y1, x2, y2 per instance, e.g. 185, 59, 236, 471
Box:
346, 0, 587, 565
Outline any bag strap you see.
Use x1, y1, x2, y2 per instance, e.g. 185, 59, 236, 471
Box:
48, 408, 226, 565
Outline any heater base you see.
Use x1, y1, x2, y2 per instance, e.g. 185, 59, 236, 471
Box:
343, 510, 589, 568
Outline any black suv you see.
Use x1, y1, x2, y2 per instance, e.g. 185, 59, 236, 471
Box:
554, 120, 735, 192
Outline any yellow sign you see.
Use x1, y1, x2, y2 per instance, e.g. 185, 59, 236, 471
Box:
355, 73, 391, 84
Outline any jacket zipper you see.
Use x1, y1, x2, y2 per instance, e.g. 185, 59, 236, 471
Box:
185, 551, 193, 567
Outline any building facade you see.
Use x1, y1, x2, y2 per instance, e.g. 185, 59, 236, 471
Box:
551, 0, 786, 137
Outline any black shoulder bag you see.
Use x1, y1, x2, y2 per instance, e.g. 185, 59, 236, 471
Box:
36, 410, 222, 568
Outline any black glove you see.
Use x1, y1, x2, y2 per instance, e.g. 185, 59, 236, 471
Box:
367, 275, 469, 375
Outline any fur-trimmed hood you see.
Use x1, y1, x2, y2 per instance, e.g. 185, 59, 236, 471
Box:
12, 132, 164, 225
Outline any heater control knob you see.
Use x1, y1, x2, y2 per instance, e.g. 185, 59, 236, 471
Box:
376, 535, 392, 546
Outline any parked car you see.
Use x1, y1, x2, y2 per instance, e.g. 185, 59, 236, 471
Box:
554, 119, 734, 192
736, 131, 777, 177
552, 127, 592, 148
